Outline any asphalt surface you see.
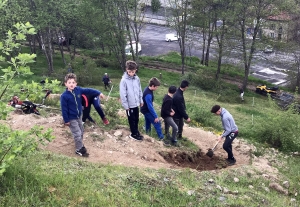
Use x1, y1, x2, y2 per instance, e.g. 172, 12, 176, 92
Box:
139, 23, 293, 86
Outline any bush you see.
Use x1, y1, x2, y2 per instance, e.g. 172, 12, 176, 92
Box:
0, 21, 55, 176
95, 58, 110, 68
250, 98, 300, 152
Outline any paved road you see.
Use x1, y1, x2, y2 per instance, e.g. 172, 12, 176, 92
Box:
139, 24, 293, 86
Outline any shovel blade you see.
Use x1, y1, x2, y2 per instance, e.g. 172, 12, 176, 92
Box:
206, 149, 214, 157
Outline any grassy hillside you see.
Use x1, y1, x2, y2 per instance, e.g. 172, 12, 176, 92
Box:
0, 48, 299, 206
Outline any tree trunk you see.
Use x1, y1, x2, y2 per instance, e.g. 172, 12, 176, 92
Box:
201, 30, 206, 65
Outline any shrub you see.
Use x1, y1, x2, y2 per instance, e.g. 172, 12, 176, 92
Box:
250, 97, 300, 152
0, 21, 55, 176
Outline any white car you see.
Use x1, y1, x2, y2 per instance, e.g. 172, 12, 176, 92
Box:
264, 45, 274, 53
125, 41, 142, 55
165, 34, 180, 42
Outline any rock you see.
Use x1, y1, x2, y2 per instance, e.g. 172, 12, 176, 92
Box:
216, 185, 222, 191
282, 181, 289, 188
269, 182, 288, 195
219, 196, 226, 202
208, 179, 214, 183
106, 133, 113, 139
262, 174, 269, 179
232, 190, 238, 195
264, 187, 270, 192
248, 185, 254, 189
163, 178, 169, 182
114, 130, 123, 137
291, 198, 296, 202
233, 177, 239, 183
187, 190, 195, 196
223, 187, 229, 194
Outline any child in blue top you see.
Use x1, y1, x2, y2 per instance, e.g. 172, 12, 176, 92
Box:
141, 77, 164, 140
60, 73, 100, 157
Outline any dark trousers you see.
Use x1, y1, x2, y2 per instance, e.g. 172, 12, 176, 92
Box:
126, 107, 140, 136
82, 96, 105, 122
173, 117, 184, 138
82, 105, 93, 123
104, 83, 110, 89
223, 132, 238, 159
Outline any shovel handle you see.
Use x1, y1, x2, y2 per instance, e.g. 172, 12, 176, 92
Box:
211, 140, 220, 151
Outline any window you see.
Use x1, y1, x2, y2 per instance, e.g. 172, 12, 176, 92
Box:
270, 24, 275, 30
270, 33, 275, 38
278, 26, 283, 34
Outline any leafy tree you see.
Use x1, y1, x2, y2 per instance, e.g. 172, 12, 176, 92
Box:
125, 0, 148, 62
151, 0, 161, 13
230, 0, 282, 90
0, 1, 59, 176
167, 0, 189, 74
190, 0, 216, 67
0, 20, 56, 176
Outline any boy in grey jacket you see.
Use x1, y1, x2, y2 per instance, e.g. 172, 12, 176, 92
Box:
120, 60, 144, 141
211, 105, 238, 165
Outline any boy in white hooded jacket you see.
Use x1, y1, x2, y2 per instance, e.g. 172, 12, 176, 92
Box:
120, 60, 144, 141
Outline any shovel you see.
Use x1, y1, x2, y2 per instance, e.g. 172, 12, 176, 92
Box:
206, 141, 220, 158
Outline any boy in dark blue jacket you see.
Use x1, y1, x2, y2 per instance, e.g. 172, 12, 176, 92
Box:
141, 77, 164, 139
60, 73, 100, 157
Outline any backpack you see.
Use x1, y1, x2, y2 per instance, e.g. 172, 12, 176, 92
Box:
21, 101, 40, 115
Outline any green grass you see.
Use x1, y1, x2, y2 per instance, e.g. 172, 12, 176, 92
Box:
1, 47, 300, 206
0, 151, 297, 206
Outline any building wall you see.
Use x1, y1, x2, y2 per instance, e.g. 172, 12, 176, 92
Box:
262, 20, 290, 42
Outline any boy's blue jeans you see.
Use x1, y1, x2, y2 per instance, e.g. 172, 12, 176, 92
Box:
143, 113, 164, 139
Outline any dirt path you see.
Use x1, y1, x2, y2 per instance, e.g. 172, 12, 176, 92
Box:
5, 111, 258, 172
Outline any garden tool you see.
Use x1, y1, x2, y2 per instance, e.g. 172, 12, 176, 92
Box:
206, 140, 220, 158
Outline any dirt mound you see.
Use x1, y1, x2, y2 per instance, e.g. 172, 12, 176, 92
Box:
4, 111, 270, 172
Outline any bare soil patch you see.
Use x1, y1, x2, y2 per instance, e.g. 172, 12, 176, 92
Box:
5, 111, 273, 173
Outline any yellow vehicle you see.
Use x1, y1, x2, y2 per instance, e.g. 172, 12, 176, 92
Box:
255, 85, 278, 96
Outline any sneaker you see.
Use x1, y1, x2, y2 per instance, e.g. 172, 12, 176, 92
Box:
75, 146, 89, 157
171, 141, 180, 147
160, 138, 170, 146
137, 131, 144, 139
129, 134, 143, 141
102, 117, 109, 125
228, 158, 236, 166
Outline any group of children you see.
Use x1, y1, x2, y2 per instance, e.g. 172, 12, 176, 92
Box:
119, 60, 191, 146
61, 60, 238, 166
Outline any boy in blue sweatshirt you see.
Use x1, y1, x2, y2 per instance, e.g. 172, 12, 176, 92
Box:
141, 77, 164, 140
60, 73, 100, 157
